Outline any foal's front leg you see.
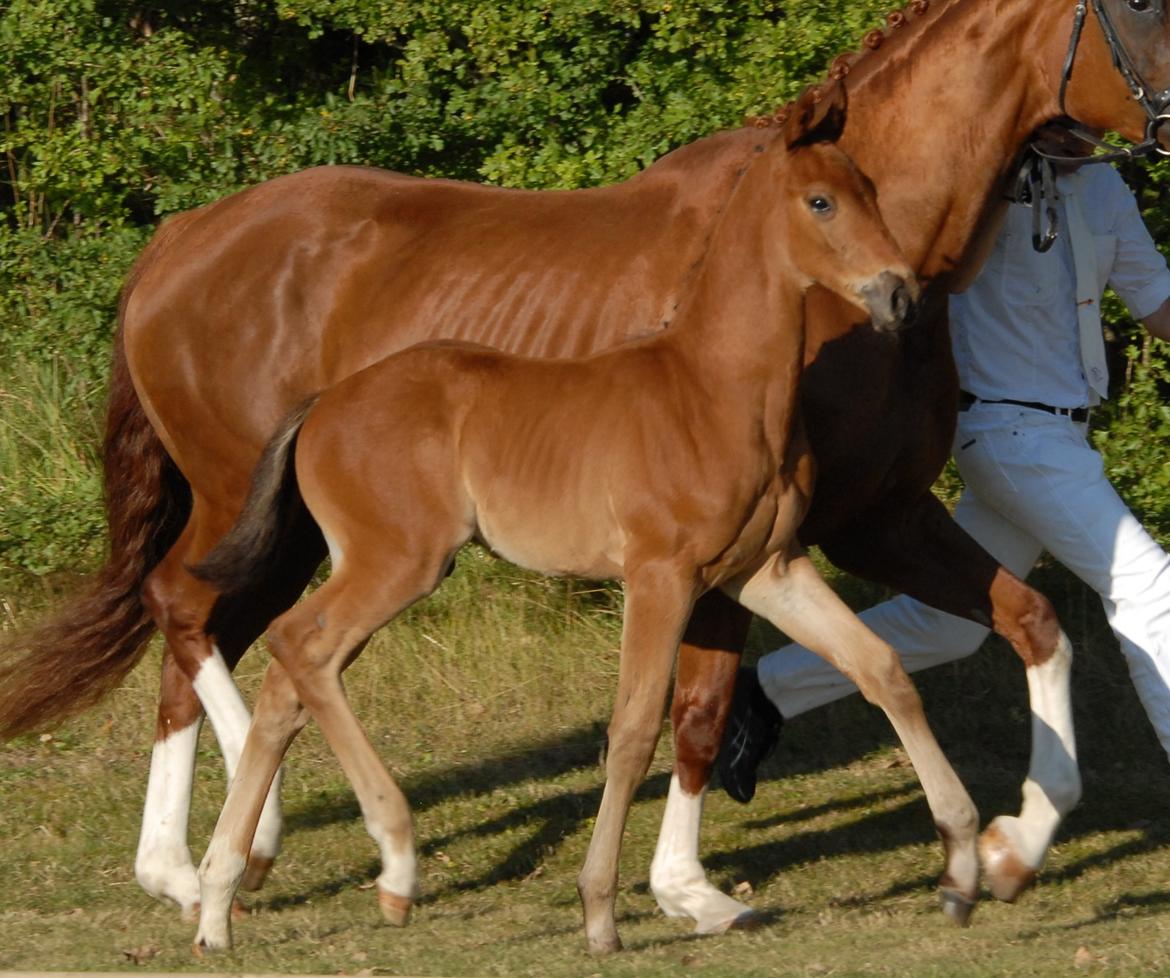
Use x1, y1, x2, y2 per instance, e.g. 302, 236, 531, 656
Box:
578, 562, 699, 954
723, 550, 981, 923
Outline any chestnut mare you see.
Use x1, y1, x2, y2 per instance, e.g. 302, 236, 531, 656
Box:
188, 98, 926, 954
2, 0, 1169, 941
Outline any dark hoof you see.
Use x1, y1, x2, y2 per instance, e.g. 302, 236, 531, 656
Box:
939, 889, 976, 927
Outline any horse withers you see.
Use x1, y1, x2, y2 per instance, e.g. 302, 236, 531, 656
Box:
187, 91, 937, 955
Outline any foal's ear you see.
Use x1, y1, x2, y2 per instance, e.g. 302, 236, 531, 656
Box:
784, 83, 849, 149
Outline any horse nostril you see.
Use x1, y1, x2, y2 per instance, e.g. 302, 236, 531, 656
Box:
892, 282, 915, 325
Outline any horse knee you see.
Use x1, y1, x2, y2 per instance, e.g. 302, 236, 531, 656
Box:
855, 650, 921, 714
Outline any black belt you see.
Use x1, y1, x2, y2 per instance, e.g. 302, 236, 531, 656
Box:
958, 390, 1090, 423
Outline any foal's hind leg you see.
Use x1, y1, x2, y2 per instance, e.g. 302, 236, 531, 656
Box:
651, 591, 758, 933
724, 550, 981, 923
578, 562, 698, 954
195, 658, 310, 951
196, 555, 445, 952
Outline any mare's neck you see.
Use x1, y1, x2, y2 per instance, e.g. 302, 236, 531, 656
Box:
836, 0, 1071, 286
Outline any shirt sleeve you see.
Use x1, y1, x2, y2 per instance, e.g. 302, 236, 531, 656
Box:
1104, 168, 1170, 320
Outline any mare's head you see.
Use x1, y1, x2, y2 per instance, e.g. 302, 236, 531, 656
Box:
769, 87, 919, 332
1063, 0, 1170, 153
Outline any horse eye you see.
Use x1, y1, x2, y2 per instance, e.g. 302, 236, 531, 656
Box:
808, 195, 835, 215
1128, 0, 1150, 11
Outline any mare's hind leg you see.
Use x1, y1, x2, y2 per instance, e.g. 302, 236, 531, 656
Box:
139, 499, 322, 913
651, 591, 758, 933
819, 492, 1079, 903
578, 562, 699, 954
723, 549, 981, 923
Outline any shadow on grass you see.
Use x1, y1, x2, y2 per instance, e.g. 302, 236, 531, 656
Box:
273, 566, 1170, 924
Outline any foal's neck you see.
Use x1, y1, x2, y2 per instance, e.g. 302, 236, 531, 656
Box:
657, 136, 806, 395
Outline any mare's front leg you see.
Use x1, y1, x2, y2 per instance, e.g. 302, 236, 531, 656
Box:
820, 491, 1080, 903
723, 549, 981, 923
651, 590, 759, 933
578, 562, 699, 954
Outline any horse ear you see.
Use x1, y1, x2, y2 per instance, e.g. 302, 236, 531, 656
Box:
784, 84, 849, 149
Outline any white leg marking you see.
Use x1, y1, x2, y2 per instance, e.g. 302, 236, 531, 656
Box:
650, 774, 755, 934
194, 647, 283, 863
195, 839, 247, 950
368, 814, 418, 901
135, 721, 202, 915
985, 630, 1081, 871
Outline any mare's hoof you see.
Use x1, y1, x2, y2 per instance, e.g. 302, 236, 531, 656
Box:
697, 907, 763, 935
378, 887, 413, 927
240, 855, 275, 891
980, 823, 1037, 903
939, 889, 976, 927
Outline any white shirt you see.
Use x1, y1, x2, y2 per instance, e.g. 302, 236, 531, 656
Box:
951, 164, 1170, 409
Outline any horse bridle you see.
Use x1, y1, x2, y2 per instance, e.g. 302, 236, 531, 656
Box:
1017, 0, 1170, 250
1045, 0, 1170, 164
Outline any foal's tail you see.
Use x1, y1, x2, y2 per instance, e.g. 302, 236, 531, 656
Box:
193, 398, 319, 597
0, 319, 191, 738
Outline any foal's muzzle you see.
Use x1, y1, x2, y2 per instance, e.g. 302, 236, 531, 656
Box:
859, 271, 919, 333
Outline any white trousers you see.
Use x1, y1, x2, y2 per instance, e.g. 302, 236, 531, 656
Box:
758, 401, 1170, 759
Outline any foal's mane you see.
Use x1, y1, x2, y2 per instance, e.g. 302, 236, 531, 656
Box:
747, 0, 941, 130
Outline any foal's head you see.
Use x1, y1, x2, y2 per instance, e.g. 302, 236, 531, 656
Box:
766, 87, 918, 332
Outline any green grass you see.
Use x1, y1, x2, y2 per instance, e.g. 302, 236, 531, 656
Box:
3, 361, 1170, 975
2, 551, 1170, 977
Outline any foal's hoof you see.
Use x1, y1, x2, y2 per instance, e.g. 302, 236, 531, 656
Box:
378, 887, 413, 927
980, 821, 1037, 903
585, 931, 623, 955
939, 889, 976, 927
240, 855, 275, 892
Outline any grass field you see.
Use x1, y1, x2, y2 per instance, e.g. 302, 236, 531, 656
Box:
2, 551, 1170, 978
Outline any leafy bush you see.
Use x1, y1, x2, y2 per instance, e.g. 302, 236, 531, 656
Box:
2, 0, 1168, 582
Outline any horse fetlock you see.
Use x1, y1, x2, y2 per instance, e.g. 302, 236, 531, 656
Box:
979, 816, 1040, 903
135, 850, 200, 916
239, 854, 275, 892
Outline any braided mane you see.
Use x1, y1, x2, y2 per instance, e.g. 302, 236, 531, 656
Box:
748, 0, 936, 128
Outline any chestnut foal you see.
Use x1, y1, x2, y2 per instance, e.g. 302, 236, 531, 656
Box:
189, 100, 964, 955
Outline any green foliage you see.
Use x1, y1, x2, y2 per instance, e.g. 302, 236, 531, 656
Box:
2, 0, 1169, 580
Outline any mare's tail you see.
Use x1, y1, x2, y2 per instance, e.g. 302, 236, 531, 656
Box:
192, 398, 318, 597
0, 318, 191, 737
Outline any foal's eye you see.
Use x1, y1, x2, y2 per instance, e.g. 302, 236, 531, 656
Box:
807, 195, 835, 216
